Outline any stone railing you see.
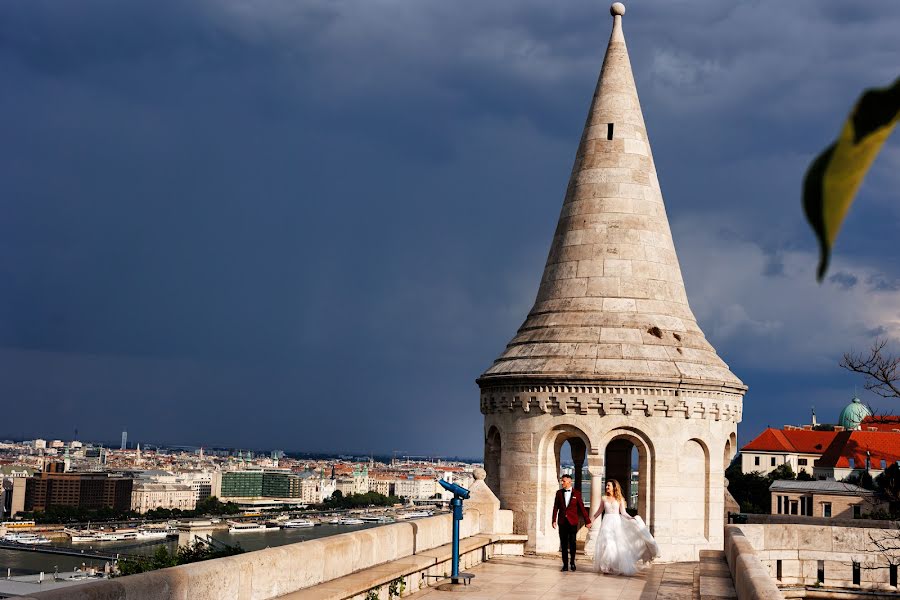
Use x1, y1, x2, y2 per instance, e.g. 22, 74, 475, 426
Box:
724, 525, 785, 600
738, 521, 900, 591
21, 472, 523, 600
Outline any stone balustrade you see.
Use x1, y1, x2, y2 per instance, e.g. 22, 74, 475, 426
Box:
724, 525, 785, 600
738, 522, 900, 591
21, 474, 522, 600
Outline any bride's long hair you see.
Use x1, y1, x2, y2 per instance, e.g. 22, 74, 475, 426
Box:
607, 479, 625, 503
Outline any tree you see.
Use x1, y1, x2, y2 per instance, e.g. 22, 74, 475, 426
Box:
116, 538, 244, 576
726, 462, 773, 514
769, 463, 796, 481
841, 340, 900, 400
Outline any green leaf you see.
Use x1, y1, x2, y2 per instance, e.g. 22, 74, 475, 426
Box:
803, 77, 900, 281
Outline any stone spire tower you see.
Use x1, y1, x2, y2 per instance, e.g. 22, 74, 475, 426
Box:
478, 3, 746, 561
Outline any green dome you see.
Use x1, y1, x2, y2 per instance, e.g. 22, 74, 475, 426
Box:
838, 397, 872, 430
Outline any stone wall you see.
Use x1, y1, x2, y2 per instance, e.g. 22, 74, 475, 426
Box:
724, 526, 784, 600
737, 522, 900, 591
22, 508, 521, 600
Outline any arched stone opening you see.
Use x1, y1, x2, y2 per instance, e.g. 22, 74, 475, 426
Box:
485, 426, 502, 497
726, 432, 737, 469
724, 436, 733, 472
600, 430, 653, 527
682, 438, 711, 540
535, 425, 592, 553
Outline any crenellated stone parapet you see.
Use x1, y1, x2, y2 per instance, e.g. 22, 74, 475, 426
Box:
479, 381, 743, 422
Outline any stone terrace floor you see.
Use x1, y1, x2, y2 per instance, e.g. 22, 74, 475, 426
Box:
410, 556, 703, 600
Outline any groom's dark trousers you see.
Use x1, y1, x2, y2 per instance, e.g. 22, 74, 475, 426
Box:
552, 488, 591, 567
558, 518, 577, 567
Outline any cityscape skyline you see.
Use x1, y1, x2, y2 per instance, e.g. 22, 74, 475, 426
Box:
1, 2, 899, 455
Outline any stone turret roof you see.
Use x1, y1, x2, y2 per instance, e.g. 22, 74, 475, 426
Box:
479, 4, 744, 393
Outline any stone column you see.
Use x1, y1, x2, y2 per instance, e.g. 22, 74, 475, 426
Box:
584, 454, 604, 556
570, 438, 586, 494
587, 455, 604, 517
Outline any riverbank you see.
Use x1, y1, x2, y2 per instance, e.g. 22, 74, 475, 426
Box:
0, 521, 382, 578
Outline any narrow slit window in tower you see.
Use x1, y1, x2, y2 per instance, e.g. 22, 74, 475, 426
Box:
607, 123, 614, 140
776, 560, 782, 581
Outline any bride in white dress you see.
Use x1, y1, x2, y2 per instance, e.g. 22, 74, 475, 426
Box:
585, 479, 659, 575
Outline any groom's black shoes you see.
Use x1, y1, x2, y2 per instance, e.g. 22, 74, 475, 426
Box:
570, 563, 577, 571
560, 565, 568, 572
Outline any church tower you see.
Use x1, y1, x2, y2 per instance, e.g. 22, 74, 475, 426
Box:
478, 3, 746, 561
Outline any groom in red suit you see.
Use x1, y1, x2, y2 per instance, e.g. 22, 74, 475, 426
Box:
552, 474, 591, 571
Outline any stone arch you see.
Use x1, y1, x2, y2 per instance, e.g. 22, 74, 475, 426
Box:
484, 426, 502, 496
595, 428, 655, 528
724, 433, 736, 472
535, 423, 593, 551
683, 438, 711, 540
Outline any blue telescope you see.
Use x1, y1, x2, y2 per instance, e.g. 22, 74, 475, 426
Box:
439, 479, 470, 500
439, 479, 471, 584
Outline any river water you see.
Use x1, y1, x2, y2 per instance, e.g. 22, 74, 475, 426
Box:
0, 522, 381, 577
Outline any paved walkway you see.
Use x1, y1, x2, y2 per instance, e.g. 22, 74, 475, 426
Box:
410, 555, 700, 600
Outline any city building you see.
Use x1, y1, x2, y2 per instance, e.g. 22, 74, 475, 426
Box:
131, 482, 196, 513
478, 1, 744, 560
838, 397, 872, 430
368, 475, 394, 497
813, 430, 900, 481
1, 477, 27, 519
741, 401, 900, 480
395, 477, 437, 500
770, 480, 886, 519
220, 470, 264, 498
220, 469, 304, 500
740, 427, 837, 476
261, 471, 302, 498
24, 471, 133, 513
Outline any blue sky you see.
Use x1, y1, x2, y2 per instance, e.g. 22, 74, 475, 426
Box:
1, 0, 899, 455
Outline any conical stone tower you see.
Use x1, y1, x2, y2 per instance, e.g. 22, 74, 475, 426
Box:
478, 3, 746, 561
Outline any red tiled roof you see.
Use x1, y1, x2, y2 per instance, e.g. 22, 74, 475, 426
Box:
741, 428, 837, 454
859, 416, 900, 433
816, 430, 900, 469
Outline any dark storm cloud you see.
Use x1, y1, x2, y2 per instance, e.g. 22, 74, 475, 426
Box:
828, 272, 859, 290
1, 0, 899, 453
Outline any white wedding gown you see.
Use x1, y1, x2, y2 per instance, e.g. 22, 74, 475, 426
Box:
585, 497, 659, 575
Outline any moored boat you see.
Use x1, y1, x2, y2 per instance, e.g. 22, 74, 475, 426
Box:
281, 520, 316, 528
228, 521, 268, 533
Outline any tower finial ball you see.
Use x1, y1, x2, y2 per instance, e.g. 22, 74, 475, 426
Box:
610, 3, 625, 16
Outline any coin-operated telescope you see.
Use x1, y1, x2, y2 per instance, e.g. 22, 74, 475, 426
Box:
438, 478, 472, 585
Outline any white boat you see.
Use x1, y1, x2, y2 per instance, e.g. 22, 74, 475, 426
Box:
95, 529, 139, 542
359, 516, 394, 523
338, 518, 365, 525
66, 529, 99, 543
4, 533, 51, 544
136, 528, 169, 540
228, 521, 268, 533
281, 520, 316, 529
398, 511, 433, 520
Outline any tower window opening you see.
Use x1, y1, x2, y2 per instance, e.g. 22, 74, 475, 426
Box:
607, 123, 614, 140
852, 562, 860, 585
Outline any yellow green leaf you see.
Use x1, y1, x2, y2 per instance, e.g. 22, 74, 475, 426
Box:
803, 77, 900, 281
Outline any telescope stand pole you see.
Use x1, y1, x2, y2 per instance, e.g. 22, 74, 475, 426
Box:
451, 497, 461, 583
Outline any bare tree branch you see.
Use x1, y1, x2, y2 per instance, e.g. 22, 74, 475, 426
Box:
841, 339, 900, 399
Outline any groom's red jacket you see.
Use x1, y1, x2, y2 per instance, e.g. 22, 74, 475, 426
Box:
552, 488, 591, 527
